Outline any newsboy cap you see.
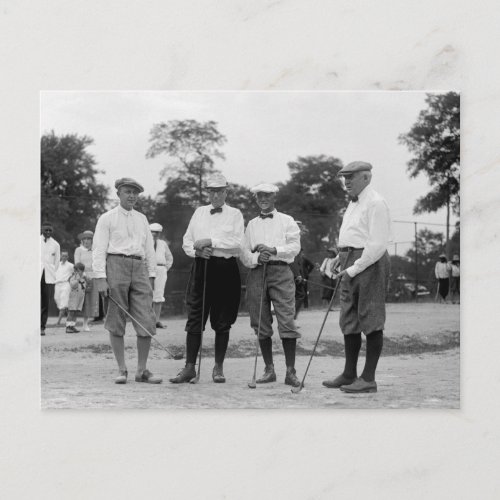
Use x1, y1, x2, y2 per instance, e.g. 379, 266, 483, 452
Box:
78, 230, 94, 240
149, 223, 163, 232
250, 183, 279, 194
337, 161, 373, 176
115, 177, 144, 193
206, 173, 229, 189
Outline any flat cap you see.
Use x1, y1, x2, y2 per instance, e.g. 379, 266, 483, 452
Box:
206, 173, 228, 189
150, 223, 163, 232
250, 183, 279, 194
338, 161, 373, 176
439, 253, 447, 258
115, 177, 144, 193
78, 230, 94, 240
452, 254, 460, 261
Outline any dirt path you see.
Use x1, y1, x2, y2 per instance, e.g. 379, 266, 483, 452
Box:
41, 302, 459, 409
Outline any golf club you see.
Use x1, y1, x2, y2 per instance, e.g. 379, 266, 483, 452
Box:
248, 262, 268, 389
107, 294, 184, 360
303, 278, 337, 292
291, 250, 351, 394
190, 258, 208, 384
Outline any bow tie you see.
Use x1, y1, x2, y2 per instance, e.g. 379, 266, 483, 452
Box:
259, 213, 273, 219
210, 207, 222, 215
350, 196, 359, 203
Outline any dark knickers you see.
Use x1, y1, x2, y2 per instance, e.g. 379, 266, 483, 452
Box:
339, 249, 390, 335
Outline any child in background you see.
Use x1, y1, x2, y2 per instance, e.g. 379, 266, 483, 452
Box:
66, 262, 87, 334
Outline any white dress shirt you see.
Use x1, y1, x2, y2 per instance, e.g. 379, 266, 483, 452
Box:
155, 239, 174, 269
435, 262, 451, 279
338, 185, 392, 278
240, 209, 301, 268
55, 261, 74, 283
182, 204, 244, 259
92, 205, 156, 279
41, 235, 60, 283
320, 257, 337, 279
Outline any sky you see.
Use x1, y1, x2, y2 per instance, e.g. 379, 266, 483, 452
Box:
40, 91, 458, 255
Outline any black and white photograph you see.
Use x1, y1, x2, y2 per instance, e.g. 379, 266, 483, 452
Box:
40, 90, 460, 409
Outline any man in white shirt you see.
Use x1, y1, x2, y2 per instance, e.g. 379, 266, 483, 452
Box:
149, 223, 174, 328
322, 161, 391, 394
435, 254, 451, 303
41, 221, 60, 335
93, 177, 161, 385
54, 250, 74, 325
240, 183, 302, 387
170, 174, 244, 384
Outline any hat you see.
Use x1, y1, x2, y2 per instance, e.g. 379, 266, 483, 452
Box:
115, 177, 144, 193
206, 173, 228, 189
250, 183, 279, 194
78, 230, 94, 240
295, 220, 303, 225
41, 221, 53, 228
452, 254, 460, 261
150, 223, 163, 232
439, 253, 446, 258
337, 161, 373, 176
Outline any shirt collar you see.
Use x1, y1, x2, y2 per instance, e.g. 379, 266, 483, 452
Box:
118, 205, 134, 216
209, 203, 225, 210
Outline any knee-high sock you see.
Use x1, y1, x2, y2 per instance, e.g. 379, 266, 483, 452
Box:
215, 330, 229, 365
361, 330, 383, 382
259, 337, 273, 366
186, 333, 201, 365
281, 338, 296, 368
343, 333, 362, 379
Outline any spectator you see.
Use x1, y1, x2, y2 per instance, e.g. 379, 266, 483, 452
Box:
75, 230, 99, 331
54, 251, 74, 325
66, 262, 87, 333
435, 253, 451, 303
449, 254, 460, 304
149, 223, 174, 328
41, 221, 60, 335
291, 248, 315, 321
319, 247, 338, 305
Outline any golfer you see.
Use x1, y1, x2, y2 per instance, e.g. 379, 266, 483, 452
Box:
170, 173, 244, 384
93, 177, 161, 385
149, 223, 174, 328
323, 161, 391, 393
240, 183, 302, 387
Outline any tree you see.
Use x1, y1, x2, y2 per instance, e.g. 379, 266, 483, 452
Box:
146, 120, 227, 204
399, 92, 460, 256
405, 228, 446, 282
276, 155, 347, 254
41, 131, 109, 252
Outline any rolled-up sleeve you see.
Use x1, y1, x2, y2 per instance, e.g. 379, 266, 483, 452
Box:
92, 214, 110, 279
346, 200, 391, 278
182, 211, 197, 258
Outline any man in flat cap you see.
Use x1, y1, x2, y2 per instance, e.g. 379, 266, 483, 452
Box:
41, 221, 60, 335
93, 177, 161, 384
170, 173, 244, 384
149, 223, 174, 328
240, 183, 302, 387
323, 161, 391, 393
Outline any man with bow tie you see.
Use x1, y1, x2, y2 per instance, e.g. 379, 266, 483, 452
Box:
170, 173, 244, 384
240, 183, 302, 387
323, 161, 392, 393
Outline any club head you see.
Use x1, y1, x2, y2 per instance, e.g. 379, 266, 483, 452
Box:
189, 376, 200, 384
291, 383, 303, 394
172, 352, 184, 361
248, 381, 256, 389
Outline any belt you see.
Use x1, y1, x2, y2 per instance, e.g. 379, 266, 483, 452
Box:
157, 263, 166, 266
338, 247, 364, 252
266, 260, 289, 266
108, 253, 143, 261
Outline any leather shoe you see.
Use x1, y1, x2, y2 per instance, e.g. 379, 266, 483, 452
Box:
322, 374, 356, 389
212, 364, 226, 383
284, 367, 301, 387
340, 377, 377, 393
169, 363, 196, 384
115, 369, 128, 384
256, 364, 276, 384
66, 326, 79, 333
135, 369, 162, 384
156, 321, 166, 329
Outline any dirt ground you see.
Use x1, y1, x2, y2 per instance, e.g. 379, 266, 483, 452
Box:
41, 302, 460, 409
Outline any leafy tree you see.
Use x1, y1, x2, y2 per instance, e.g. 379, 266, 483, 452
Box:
146, 120, 227, 204
399, 92, 460, 255
405, 228, 446, 282
41, 131, 109, 252
276, 155, 347, 253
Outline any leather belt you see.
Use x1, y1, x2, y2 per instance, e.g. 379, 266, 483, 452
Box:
156, 263, 166, 266
108, 253, 143, 261
266, 260, 289, 266
338, 247, 364, 252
